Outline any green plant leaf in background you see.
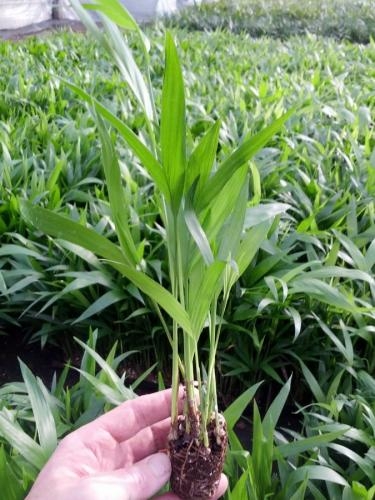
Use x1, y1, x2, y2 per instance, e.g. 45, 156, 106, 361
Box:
19, 360, 58, 459
0, 413, 45, 470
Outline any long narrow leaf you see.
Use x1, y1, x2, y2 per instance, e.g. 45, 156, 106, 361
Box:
97, 116, 139, 266
199, 109, 294, 210
161, 32, 186, 212
64, 81, 170, 200
263, 376, 291, 431
20, 201, 126, 270
83, 0, 139, 31
189, 261, 225, 336
19, 360, 57, 458
287, 465, 348, 487
186, 120, 221, 196
0, 414, 45, 470
21, 202, 193, 335
224, 381, 263, 430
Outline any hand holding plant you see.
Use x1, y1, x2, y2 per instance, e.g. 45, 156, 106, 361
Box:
25, 389, 227, 500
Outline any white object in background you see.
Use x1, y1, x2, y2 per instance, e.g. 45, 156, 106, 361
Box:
177, 0, 202, 7
122, 0, 159, 22
157, 0, 178, 17
56, 0, 77, 20
57, 0, 162, 22
0, 0, 52, 30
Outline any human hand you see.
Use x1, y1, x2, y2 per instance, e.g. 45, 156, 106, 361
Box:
26, 389, 228, 500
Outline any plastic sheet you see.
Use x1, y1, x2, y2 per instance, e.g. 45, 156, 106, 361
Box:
0, 0, 52, 29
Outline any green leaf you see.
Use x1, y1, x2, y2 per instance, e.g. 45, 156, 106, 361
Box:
184, 185, 214, 266
75, 369, 129, 406
70, 0, 102, 38
74, 337, 135, 401
290, 278, 361, 312
97, 116, 140, 266
0, 244, 48, 261
296, 357, 325, 402
263, 376, 291, 431
0, 413, 45, 470
199, 109, 294, 210
251, 401, 273, 496
0, 446, 27, 500
72, 0, 154, 120
277, 429, 347, 458
244, 203, 290, 229
224, 381, 263, 431
186, 120, 221, 196
289, 477, 308, 500
131, 363, 158, 391
161, 32, 186, 212
38, 271, 113, 314
64, 81, 170, 200
203, 165, 248, 246
189, 261, 225, 336
19, 360, 57, 458
115, 263, 193, 336
230, 469, 249, 499
217, 172, 248, 263
236, 221, 272, 277
20, 202, 193, 335
21, 201, 126, 270
305, 266, 375, 287
287, 465, 348, 487
73, 289, 125, 324
83, 0, 138, 31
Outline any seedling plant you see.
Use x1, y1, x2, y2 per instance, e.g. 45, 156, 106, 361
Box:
21, 0, 292, 496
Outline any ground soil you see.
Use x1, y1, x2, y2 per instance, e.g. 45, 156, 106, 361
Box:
0, 327, 77, 387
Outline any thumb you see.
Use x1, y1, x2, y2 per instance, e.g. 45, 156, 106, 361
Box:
122, 452, 172, 500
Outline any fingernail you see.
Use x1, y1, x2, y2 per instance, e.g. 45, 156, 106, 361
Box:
147, 453, 171, 479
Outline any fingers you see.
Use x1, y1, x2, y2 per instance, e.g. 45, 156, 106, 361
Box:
118, 417, 171, 467
76, 388, 184, 444
156, 474, 228, 500
86, 452, 172, 500
215, 474, 229, 499
28, 454, 172, 500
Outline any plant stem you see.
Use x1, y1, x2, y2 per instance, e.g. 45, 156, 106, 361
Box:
171, 319, 179, 427
201, 302, 217, 446
176, 231, 197, 433
170, 215, 180, 428
153, 301, 185, 378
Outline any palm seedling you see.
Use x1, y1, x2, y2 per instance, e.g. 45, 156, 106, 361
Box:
21, 0, 292, 496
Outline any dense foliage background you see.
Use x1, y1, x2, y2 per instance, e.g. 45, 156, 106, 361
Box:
0, 0, 374, 497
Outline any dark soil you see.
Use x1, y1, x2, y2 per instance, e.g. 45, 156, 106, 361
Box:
0, 327, 76, 388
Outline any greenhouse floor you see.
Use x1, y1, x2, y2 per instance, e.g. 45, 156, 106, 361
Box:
0, 20, 85, 40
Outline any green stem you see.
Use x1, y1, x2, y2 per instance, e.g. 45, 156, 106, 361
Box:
170, 215, 180, 428
171, 319, 179, 427
153, 300, 185, 378
201, 302, 217, 446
